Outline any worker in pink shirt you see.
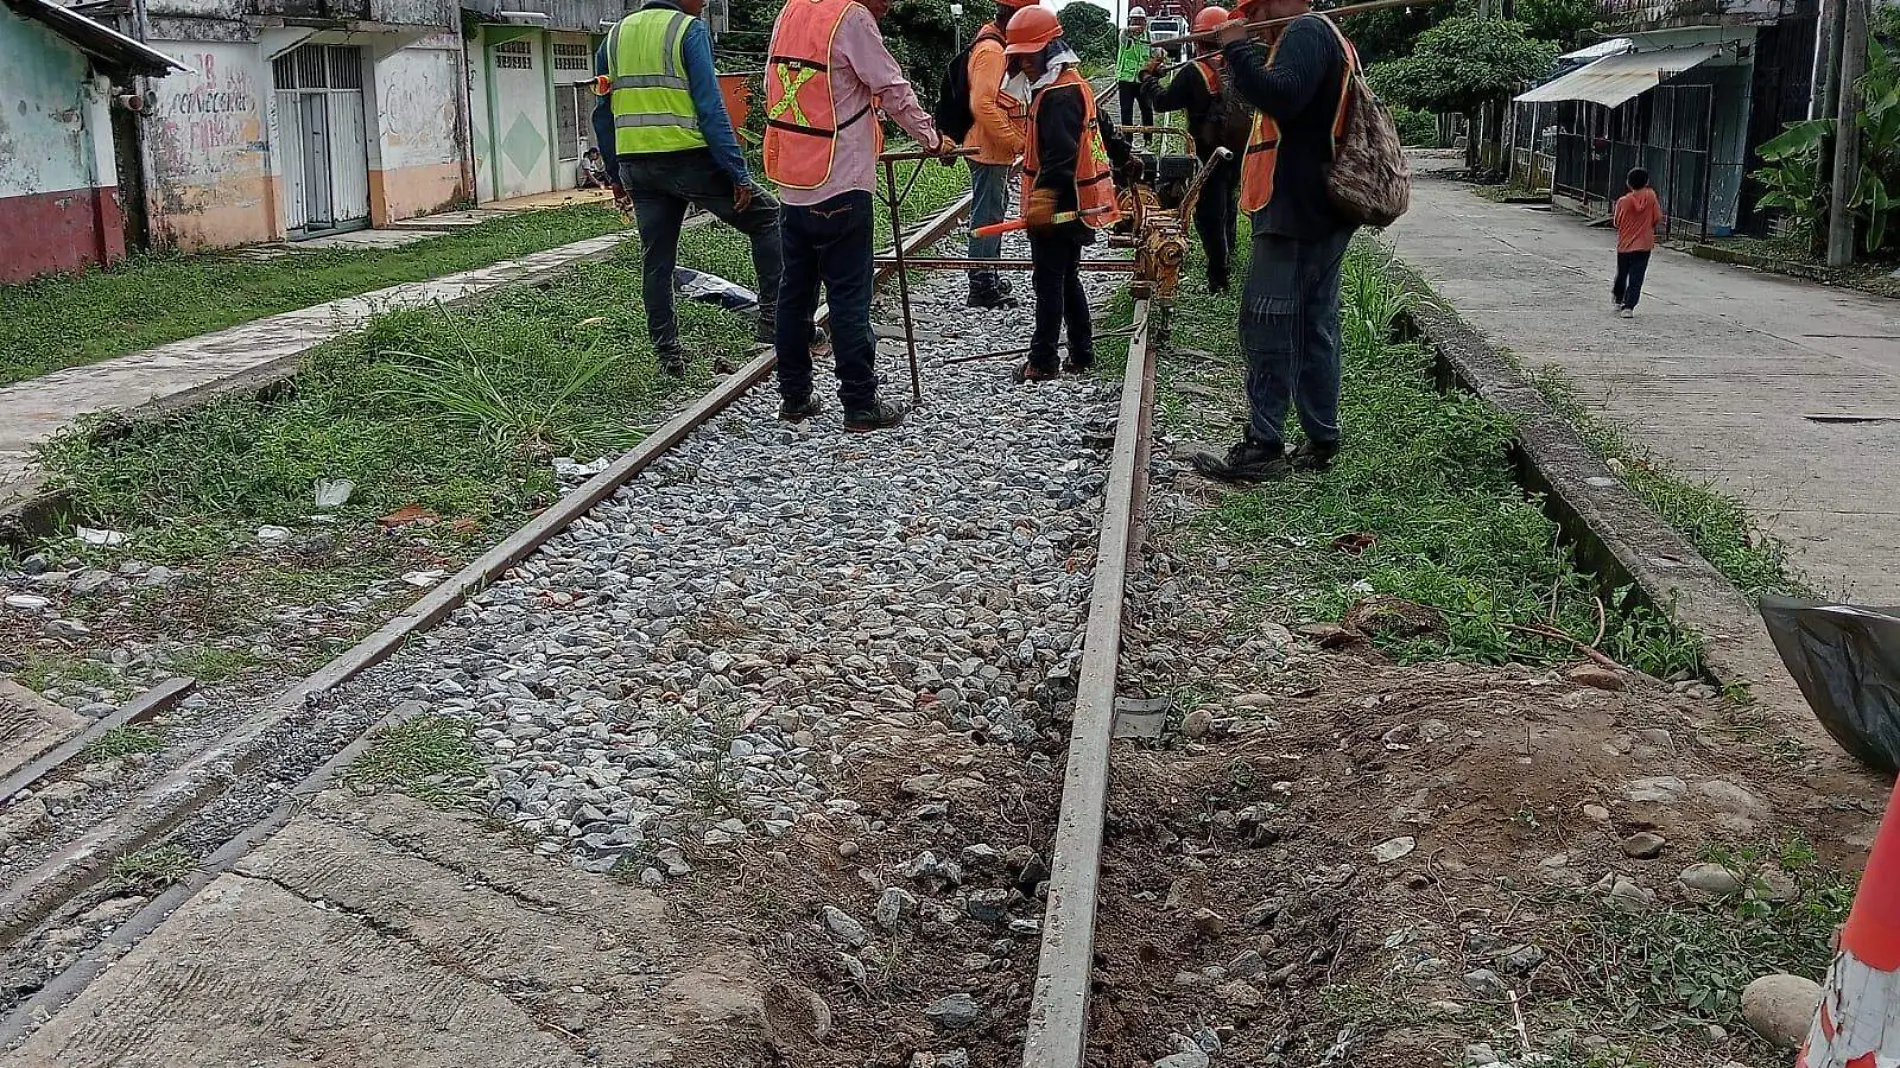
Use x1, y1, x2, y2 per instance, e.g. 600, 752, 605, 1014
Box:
764, 0, 958, 432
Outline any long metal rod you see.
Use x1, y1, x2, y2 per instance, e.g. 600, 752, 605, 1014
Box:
875, 257, 1139, 271
1151, 0, 1450, 48
1021, 297, 1154, 1068
882, 157, 924, 405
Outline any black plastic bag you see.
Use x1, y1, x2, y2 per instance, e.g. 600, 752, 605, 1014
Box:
1760, 595, 1900, 774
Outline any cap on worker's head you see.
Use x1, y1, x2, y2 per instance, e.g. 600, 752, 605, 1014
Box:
1191, 5, 1229, 31
997, 0, 1039, 10
1005, 5, 1062, 52
1128, 5, 1147, 18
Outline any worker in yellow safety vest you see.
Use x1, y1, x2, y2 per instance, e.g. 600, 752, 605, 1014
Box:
763, 0, 957, 432
605, 0, 781, 376
1005, 4, 1132, 384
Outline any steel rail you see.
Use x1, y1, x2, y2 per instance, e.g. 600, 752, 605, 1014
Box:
1021, 294, 1156, 1068
0, 189, 979, 1045
0, 678, 195, 807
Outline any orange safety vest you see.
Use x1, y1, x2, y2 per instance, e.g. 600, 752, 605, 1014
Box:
764, 0, 872, 190
970, 25, 1026, 127
1238, 18, 1356, 214
1021, 68, 1123, 231
1191, 56, 1221, 96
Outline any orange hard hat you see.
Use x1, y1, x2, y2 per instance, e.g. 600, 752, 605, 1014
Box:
1004, 5, 1062, 53
1192, 5, 1230, 32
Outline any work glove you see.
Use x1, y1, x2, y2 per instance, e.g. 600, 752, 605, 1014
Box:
734, 181, 755, 213
933, 135, 962, 165
1024, 187, 1060, 236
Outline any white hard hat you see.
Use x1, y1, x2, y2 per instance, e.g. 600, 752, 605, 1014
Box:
1128, 6, 1147, 17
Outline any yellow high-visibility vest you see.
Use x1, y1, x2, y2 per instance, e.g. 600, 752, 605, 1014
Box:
608, 7, 708, 155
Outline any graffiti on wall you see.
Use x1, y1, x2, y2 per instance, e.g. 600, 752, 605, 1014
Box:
163, 52, 262, 154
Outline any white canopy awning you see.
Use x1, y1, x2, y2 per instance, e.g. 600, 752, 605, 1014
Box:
1561, 37, 1632, 62
1514, 44, 1722, 107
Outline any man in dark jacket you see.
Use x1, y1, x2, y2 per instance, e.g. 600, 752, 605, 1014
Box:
1193, 0, 1355, 483
1137, 4, 1248, 291
1006, 6, 1135, 382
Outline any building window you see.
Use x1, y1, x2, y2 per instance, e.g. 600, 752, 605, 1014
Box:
553, 42, 591, 71
274, 44, 365, 91
495, 39, 534, 70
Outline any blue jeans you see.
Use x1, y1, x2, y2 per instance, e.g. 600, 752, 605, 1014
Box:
1613, 250, 1651, 309
967, 160, 1010, 290
619, 151, 781, 357
776, 191, 879, 411
1239, 226, 1354, 448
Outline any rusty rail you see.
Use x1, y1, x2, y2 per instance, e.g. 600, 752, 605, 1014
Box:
1021, 293, 1156, 1068
0, 188, 980, 1045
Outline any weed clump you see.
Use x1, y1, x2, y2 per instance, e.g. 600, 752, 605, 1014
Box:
1167, 241, 1699, 677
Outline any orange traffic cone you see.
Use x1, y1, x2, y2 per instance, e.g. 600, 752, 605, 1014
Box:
1800, 780, 1900, 1068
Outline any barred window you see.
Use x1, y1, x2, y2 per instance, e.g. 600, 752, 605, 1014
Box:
495, 39, 534, 70
553, 42, 590, 71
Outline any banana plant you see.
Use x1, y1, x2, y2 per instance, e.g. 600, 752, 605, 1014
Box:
1751, 39, 1900, 254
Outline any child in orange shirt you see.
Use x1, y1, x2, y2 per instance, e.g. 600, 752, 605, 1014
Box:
1612, 167, 1661, 318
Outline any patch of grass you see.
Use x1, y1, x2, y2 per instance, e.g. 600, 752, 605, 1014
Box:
0, 204, 625, 388
109, 843, 197, 892
81, 724, 165, 760
347, 714, 486, 806
164, 646, 265, 683
34, 225, 754, 541
1527, 365, 1811, 602
1165, 238, 1699, 677
11, 653, 119, 693
1554, 844, 1850, 1028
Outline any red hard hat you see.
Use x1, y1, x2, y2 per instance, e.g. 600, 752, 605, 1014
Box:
1192, 5, 1230, 32
997, 0, 1039, 9
1004, 5, 1062, 53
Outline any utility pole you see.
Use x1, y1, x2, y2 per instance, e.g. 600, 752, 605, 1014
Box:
1826, 0, 1867, 267
1812, 0, 1841, 119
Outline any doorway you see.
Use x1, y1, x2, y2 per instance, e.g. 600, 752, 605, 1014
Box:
273, 44, 371, 236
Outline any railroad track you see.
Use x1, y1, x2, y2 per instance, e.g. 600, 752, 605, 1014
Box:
2, 79, 1174, 1065
0, 190, 982, 1042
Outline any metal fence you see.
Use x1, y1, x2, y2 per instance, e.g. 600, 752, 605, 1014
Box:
1550, 84, 1716, 240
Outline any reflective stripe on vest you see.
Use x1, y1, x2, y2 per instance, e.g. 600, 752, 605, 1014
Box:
1238, 18, 1356, 214
609, 8, 707, 155
762, 0, 864, 189
1020, 68, 1124, 231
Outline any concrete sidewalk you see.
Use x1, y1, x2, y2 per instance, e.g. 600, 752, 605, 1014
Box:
0, 223, 633, 494
1388, 175, 1900, 604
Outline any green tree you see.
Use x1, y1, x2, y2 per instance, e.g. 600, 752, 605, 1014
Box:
1058, 2, 1118, 68
1513, 0, 1601, 51
1366, 15, 1558, 171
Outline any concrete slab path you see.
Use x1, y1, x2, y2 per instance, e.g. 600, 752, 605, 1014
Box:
1388, 175, 1900, 604
0, 229, 634, 491
1, 790, 765, 1067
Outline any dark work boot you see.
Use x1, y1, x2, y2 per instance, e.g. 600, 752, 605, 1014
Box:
968, 274, 1019, 310
1192, 438, 1289, 484
779, 394, 822, 422
1013, 362, 1059, 384
1062, 349, 1094, 375
1289, 438, 1340, 471
843, 398, 908, 433
658, 350, 687, 377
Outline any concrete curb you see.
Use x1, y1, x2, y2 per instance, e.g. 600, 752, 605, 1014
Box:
1383, 258, 1824, 744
